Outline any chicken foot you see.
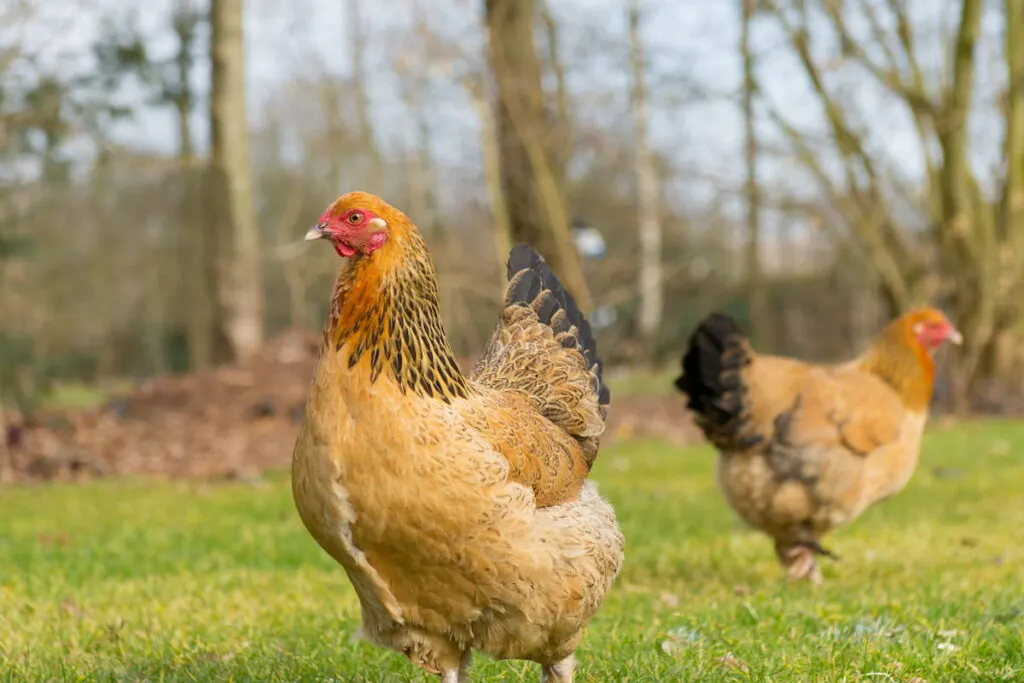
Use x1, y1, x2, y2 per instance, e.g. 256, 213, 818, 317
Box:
541, 654, 576, 683
775, 540, 839, 585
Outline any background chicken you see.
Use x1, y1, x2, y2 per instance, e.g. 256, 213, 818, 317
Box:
674, 308, 961, 583
291, 192, 624, 683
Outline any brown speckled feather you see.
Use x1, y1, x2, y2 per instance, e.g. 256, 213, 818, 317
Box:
469, 247, 608, 506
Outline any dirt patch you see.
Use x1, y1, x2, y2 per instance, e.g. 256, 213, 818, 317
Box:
1, 331, 702, 484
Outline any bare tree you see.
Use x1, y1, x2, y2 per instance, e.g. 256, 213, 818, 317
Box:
538, 0, 572, 214
399, 5, 511, 292
209, 0, 263, 362
169, 0, 213, 369
997, 0, 1024, 381
484, 0, 591, 311
760, 0, 1024, 408
87, 3, 212, 371
740, 0, 768, 349
628, 0, 663, 361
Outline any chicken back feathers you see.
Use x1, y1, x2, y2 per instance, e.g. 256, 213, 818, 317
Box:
674, 308, 958, 581
291, 192, 623, 678
471, 244, 610, 504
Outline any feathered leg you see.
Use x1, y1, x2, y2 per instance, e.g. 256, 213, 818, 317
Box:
541, 654, 576, 683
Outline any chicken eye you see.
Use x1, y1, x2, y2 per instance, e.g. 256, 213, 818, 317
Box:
347, 212, 363, 224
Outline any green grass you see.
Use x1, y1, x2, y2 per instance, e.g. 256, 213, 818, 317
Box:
2, 421, 1023, 682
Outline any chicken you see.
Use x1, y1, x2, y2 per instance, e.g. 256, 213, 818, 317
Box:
674, 308, 962, 584
291, 191, 624, 682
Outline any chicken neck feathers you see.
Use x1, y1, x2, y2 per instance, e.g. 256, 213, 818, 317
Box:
322, 227, 471, 404
855, 319, 935, 413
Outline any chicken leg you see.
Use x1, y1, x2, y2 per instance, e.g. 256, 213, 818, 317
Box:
775, 539, 838, 584
440, 650, 471, 683
541, 654, 576, 683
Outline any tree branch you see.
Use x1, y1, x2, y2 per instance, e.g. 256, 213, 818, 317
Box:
763, 2, 921, 303
761, 98, 915, 308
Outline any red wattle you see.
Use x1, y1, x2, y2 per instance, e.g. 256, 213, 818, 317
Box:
335, 241, 358, 257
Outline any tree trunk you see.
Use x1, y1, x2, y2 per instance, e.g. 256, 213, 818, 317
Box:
628, 0, 663, 362
741, 0, 769, 349
209, 0, 263, 363
938, 0, 985, 412
538, 0, 572, 220
996, 0, 1024, 399
173, 0, 212, 370
484, 0, 591, 311
1001, 0, 1024, 246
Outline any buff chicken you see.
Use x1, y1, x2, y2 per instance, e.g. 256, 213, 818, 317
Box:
675, 308, 961, 583
291, 191, 624, 682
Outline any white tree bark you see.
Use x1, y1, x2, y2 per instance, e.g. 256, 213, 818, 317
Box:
210, 0, 263, 362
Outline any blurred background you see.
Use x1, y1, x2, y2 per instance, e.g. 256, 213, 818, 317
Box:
1, 0, 1021, 482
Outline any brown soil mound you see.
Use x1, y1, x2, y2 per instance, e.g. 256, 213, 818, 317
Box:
1, 331, 702, 484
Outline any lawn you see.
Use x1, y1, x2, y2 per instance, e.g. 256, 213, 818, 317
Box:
1, 421, 1023, 682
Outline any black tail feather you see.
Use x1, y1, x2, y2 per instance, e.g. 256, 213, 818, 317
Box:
674, 312, 756, 446
506, 243, 609, 410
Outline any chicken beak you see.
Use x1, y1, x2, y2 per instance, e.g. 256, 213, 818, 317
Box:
305, 223, 327, 241
947, 327, 963, 346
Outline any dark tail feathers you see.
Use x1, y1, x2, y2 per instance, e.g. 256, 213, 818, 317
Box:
505, 243, 610, 410
674, 312, 758, 448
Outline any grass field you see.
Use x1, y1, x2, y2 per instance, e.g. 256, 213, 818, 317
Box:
2, 421, 1023, 682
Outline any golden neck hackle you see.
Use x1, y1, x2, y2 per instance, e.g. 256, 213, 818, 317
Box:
858, 319, 935, 412
318, 227, 471, 403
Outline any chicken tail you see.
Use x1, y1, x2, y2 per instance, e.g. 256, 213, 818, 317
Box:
673, 312, 763, 450
505, 243, 610, 416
